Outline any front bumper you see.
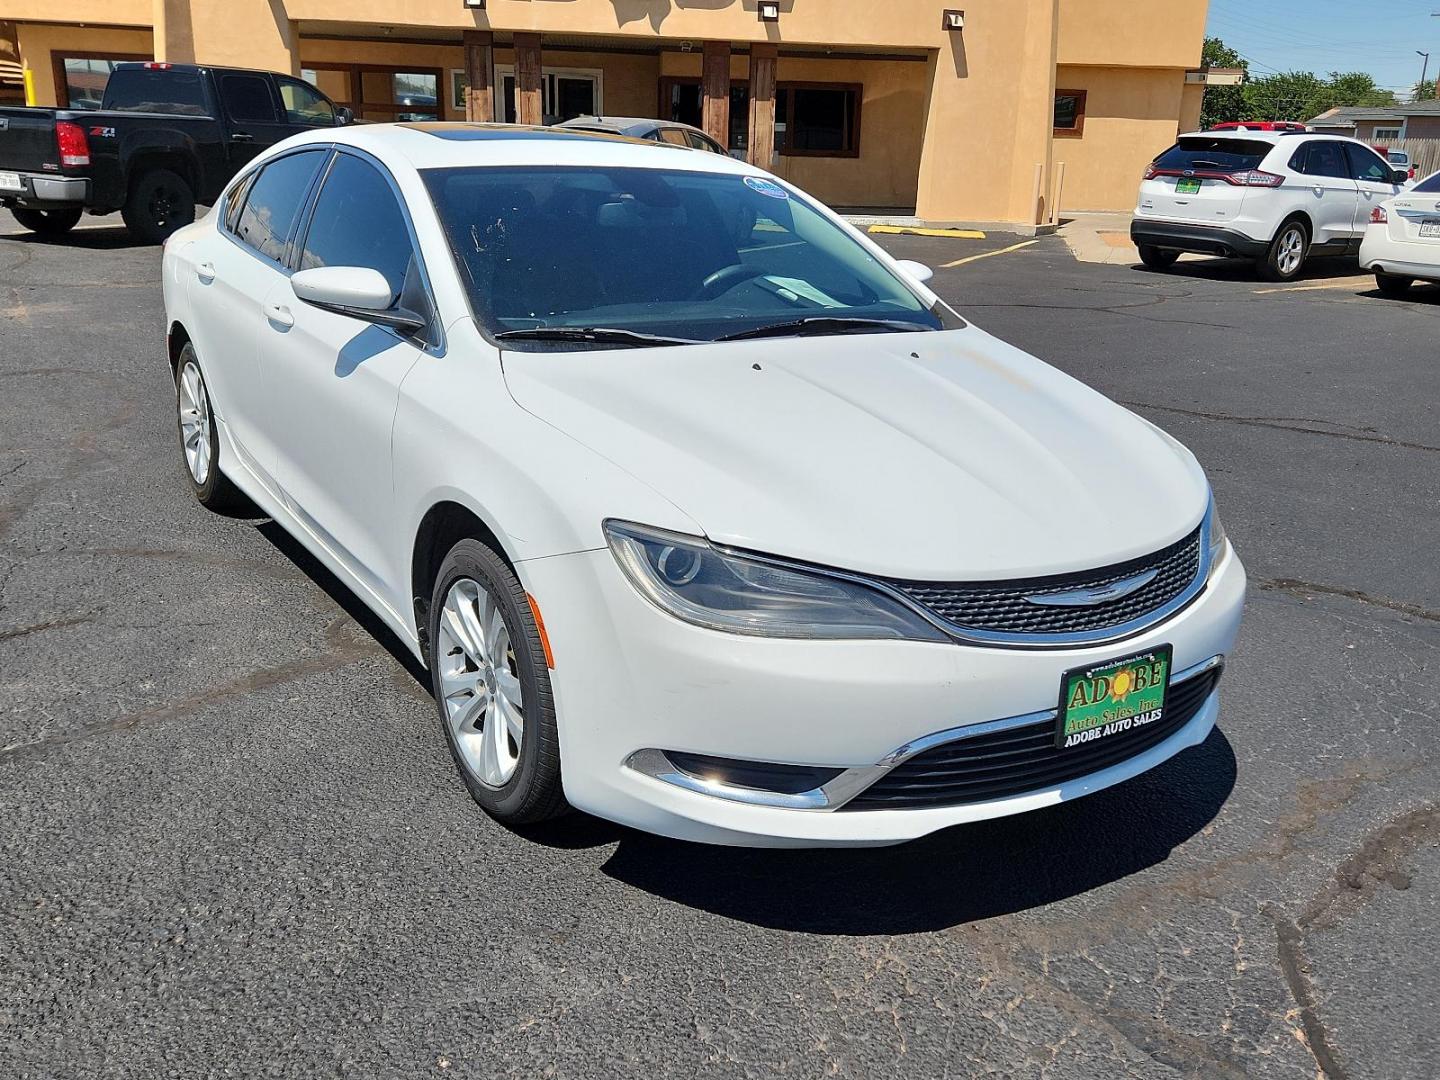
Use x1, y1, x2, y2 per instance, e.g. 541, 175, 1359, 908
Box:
519, 543, 1247, 847
1130, 219, 1269, 260
0, 173, 89, 210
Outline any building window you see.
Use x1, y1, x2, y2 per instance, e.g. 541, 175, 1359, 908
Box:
299, 64, 440, 122
1372, 126, 1402, 142
1054, 89, 1087, 137
777, 83, 862, 157
494, 66, 602, 124
53, 53, 150, 109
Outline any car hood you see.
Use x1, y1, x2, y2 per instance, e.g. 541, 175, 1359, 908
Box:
500, 327, 1209, 580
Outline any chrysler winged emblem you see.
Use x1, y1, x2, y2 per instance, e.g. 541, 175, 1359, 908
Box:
1024, 569, 1159, 608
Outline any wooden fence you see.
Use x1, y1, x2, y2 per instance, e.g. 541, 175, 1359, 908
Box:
1385, 138, 1440, 179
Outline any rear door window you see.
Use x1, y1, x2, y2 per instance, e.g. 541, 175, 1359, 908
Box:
222, 75, 279, 124
103, 66, 209, 116
234, 149, 327, 263
1296, 141, 1349, 179
1152, 137, 1271, 173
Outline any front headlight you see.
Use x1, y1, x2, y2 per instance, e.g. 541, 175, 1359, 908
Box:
604, 520, 947, 641
1206, 494, 1229, 575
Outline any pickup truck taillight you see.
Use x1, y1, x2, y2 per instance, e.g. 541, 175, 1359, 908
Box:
55, 121, 90, 167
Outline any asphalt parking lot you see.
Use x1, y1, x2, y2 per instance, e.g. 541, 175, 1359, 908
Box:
2, 216, 1437, 1080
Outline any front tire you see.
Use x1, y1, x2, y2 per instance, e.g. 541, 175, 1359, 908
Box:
175, 344, 244, 511
429, 538, 567, 826
122, 168, 195, 244
1375, 272, 1413, 297
1259, 219, 1309, 282
11, 207, 83, 236
1138, 244, 1179, 270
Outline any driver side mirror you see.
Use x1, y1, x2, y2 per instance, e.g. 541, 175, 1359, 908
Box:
291, 266, 426, 334
1392, 168, 1409, 184
894, 259, 935, 285
335, 106, 354, 127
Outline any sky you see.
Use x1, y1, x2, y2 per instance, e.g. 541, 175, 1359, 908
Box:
1206, 0, 1440, 100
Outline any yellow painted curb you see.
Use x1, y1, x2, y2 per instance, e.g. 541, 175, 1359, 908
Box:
868, 225, 988, 239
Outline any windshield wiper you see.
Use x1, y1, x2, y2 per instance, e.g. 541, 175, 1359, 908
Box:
494, 327, 701, 348
717, 317, 928, 342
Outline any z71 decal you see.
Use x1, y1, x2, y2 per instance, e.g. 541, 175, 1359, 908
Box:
89, 126, 117, 139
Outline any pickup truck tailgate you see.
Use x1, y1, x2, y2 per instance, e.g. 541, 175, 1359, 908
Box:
0, 108, 61, 174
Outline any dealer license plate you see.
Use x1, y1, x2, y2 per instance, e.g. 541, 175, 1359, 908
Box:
1056, 645, 1172, 750
0, 172, 22, 192
1421, 219, 1440, 238
1175, 177, 1202, 195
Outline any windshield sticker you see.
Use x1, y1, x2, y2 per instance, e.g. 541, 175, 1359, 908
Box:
744, 176, 790, 200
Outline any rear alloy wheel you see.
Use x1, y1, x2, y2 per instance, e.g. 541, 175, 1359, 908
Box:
430, 538, 567, 826
1259, 220, 1309, 282
11, 208, 83, 237
175, 344, 244, 511
1375, 272, 1413, 298
1138, 245, 1179, 270
122, 168, 196, 244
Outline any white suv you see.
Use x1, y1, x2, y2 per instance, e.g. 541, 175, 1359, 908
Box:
1131, 131, 1407, 281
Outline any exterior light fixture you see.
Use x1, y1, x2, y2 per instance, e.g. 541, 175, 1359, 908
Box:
942, 9, 964, 31
758, 2, 780, 22
462, 0, 485, 8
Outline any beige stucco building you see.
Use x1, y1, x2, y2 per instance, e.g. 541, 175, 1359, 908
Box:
1, 1, 1210, 222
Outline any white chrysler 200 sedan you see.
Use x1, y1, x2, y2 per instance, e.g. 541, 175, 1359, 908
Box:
161, 124, 1246, 847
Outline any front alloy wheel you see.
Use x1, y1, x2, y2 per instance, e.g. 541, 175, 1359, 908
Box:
437, 577, 526, 787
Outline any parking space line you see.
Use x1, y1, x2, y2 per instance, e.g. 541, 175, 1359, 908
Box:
942, 239, 1039, 268
869, 225, 988, 239
1253, 279, 1373, 294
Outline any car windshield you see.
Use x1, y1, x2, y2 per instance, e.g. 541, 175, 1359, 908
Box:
422, 165, 948, 348
1413, 171, 1440, 193
1153, 137, 1271, 173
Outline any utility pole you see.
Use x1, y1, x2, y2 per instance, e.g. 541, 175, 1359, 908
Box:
1420, 51, 1431, 97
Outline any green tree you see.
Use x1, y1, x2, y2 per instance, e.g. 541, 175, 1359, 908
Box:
1325, 72, 1397, 108
1413, 79, 1438, 102
1244, 71, 1329, 122
1199, 36, 1249, 128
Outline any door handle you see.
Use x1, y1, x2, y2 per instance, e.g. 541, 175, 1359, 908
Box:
264, 303, 294, 329
231, 132, 254, 142
196, 261, 215, 283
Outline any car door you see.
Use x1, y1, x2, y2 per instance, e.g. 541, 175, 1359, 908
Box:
1290, 141, 1360, 248
1346, 142, 1404, 239
217, 73, 298, 168
258, 150, 437, 610
185, 147, 328, 492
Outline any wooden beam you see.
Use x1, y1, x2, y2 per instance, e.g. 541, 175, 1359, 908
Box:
747, 43, 777, 169
462, 30, 494, 123
701, 41, 731, 150
514, 32, 543, 126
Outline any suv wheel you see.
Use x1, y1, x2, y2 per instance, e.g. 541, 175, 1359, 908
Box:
1259, 220, 1309, 282
429, 538, 568, 827
11, 208, 83, 237
1375, 272, 1413, 298
1138, 245, 1179, 270
122, 168, 196, 244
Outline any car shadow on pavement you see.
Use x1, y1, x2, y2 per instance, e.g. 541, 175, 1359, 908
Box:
1, 225, 155, 250
580, 732, 1236, 934
1136, 257, 1365, 283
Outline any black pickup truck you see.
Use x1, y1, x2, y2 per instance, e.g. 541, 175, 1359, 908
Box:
0, 62, 350, 243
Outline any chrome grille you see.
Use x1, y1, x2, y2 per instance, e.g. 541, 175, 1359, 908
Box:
840, 664, 1221, 811
886, 525, 1203, 639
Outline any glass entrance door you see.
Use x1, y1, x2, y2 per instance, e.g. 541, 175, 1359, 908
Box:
495, 67, 601, 124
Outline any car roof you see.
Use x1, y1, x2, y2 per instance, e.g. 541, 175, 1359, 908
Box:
1178, 129, 1372, 146
271, 121, 756, 175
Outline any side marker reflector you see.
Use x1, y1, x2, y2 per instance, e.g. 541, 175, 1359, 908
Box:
526, 593, 555, 669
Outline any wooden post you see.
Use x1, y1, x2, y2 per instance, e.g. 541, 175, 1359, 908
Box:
702, 41, 731, 150
462, 30, 494, 123
514, 32, 543, 126
747, 43, 778, 169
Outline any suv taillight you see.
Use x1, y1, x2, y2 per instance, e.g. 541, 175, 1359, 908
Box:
1143, 162, 1159, 181
1370, 206, 1388, 224
1229, 169, 1283, 188
55, 121, 90, 167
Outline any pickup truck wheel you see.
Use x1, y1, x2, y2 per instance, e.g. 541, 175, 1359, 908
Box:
11, 208, 83, 237
123, 169, 195, 244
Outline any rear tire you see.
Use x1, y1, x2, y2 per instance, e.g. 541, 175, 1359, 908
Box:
1375, 272, 1413, 297
1138, 245, 1179, 270
175, 343, 245, 512
1258, 219, 1309, 282
11, 207, 82, 236
429, 538, 568, 827
122, 168, 195, 244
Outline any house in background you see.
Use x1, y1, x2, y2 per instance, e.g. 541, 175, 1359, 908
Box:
1307, 102, 1440, 143
0, 0, 1213, 225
